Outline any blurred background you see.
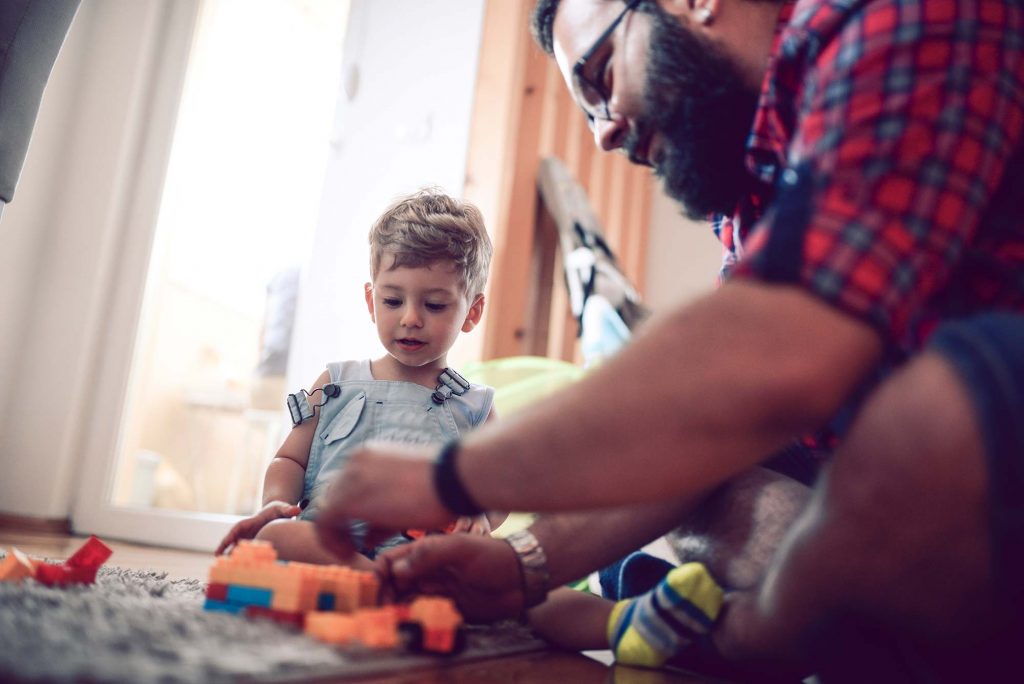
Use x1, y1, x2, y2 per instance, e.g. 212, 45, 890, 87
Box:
0, 0, 720, 549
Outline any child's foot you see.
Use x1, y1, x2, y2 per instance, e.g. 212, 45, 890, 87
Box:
598, 551, 676, 600
606, 562, 724, 668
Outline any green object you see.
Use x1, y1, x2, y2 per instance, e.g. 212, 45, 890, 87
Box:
462, 356, 585, 416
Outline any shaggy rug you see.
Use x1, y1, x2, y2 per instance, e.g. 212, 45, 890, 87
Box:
0, 559, 546, 683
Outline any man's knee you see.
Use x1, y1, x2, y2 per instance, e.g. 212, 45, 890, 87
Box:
829, 352, 987, 527
669, 468, 812, 589
821, 352, 993, 633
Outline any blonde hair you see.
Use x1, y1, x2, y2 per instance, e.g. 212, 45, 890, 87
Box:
369, 188, 492, 298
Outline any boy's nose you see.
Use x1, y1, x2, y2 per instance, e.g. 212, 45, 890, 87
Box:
400, 306, 423, 327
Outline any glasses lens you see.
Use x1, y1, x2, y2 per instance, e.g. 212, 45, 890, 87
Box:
573, 66, 608, 124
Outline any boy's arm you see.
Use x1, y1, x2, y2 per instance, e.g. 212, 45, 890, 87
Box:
261, 370, 330, 505
215, 371, 330, 555
528, 587, 613, 650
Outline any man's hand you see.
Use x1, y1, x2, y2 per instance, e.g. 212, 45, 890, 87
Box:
313, 443, 453, 554
451, 514, 491, 536
215, 500, 301, 555
378, 533, 525, 623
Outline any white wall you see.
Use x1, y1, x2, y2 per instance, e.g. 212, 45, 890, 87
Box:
0, 0, 197, 519
288, 0, 486, 388
0, 0, 707, 523
642, 185, 722, 313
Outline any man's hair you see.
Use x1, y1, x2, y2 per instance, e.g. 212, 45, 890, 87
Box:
369, 188, 493, 298
531, 0, 562, 55
531, 0, 784, 55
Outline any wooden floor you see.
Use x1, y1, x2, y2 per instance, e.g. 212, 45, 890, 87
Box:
0, 528, 724, 684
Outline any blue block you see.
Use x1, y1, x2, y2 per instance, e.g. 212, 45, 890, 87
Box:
317, 593, 335, 611
204, 598, 244, 614
226, 584, 273, 608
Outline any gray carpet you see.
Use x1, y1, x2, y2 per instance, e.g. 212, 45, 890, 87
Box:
0, 558, 546, 683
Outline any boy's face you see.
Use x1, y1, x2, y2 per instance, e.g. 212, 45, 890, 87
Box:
365, 258, 484, 371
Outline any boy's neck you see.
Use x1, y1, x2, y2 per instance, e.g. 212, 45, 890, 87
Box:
370, 354, 448, 389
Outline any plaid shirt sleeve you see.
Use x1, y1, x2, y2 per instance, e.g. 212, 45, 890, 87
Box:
734, 0, 1024, 349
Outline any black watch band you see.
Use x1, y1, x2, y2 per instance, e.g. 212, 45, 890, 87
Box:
433, 440, 484, 516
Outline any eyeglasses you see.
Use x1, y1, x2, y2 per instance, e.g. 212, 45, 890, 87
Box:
571, 0, 642, 128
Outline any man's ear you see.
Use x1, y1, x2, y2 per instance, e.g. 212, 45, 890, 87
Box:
461, 294, 485, 333
364, 282, 375, 321
657, 0, 718, 24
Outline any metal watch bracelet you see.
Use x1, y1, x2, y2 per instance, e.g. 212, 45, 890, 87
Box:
504, 529, 550, 611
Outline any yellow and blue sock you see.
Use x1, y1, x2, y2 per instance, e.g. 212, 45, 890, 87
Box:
606, 562, 724, 668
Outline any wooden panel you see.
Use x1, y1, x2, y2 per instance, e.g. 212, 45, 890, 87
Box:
466, 0, 653, 360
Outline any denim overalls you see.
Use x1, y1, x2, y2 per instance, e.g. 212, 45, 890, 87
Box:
298, 359, 494, 555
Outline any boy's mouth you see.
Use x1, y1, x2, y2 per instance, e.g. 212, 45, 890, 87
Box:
396, 338, 426, 351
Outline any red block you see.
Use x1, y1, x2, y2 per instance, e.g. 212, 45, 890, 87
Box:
245, 605, 305, 629
66, 536, 113, 570
35, 563, 98, 586
206, 582, 229, 601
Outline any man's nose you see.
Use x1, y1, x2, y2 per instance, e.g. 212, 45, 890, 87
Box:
593, 115, 627, 151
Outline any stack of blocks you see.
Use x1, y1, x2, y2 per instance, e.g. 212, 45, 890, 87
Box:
204, 540, 379, 629
204, 540, 464, 653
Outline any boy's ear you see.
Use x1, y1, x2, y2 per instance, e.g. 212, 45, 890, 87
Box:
461, 294, 485, 333
364, 282, 375, 321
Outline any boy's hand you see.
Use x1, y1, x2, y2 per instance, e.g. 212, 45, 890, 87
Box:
215, 500, 302, 555
451, 514, 491, 536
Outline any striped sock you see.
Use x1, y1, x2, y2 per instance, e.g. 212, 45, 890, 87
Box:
606, 562, 724, 668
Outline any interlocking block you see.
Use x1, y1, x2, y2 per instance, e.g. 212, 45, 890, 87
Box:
0, 548, 36, 583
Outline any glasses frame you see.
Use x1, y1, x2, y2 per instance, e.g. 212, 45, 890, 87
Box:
571, 0, 642, 127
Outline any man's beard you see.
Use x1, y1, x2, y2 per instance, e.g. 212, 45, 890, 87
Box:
625, 7, 761, 219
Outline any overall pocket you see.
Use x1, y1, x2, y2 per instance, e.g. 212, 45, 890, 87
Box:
320, 391, 367, 444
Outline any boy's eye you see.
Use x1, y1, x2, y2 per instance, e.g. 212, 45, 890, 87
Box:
425, 303, 448, 312
383, 298, 402, 308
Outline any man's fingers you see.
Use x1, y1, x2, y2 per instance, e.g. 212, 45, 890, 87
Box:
389, 535, 467, 584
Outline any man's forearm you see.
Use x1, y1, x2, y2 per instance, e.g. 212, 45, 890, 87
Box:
530, 497, 699, 586
460, 281, 882, 513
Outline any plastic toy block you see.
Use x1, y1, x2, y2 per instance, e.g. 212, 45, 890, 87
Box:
35, 562, 97, 586
325, 573, 361, 612
204, 541, 383, 627
0, 548, 37, 583
245, 605, 304, 629
357, 606, 400, 648
226, 584, 273, 608
358, 573, 380, 607
65, 535, 113, 570
305, 612, 358, 645
407, 597, 463, 654
205, 583, 228, 601
270, 584, 318, 613
204, 598, 245, 614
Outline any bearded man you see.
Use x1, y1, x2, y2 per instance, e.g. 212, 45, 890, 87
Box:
312, 0, 1024, 680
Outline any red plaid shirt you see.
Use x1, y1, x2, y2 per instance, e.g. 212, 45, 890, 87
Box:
718, 0, 1024, 358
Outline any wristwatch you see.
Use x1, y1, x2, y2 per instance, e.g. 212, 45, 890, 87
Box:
504, 529, 550, 611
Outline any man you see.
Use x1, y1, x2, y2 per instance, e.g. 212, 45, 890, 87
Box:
314, 0, 1024, 679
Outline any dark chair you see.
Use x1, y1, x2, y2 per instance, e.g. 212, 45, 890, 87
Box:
0, 0, 80, 219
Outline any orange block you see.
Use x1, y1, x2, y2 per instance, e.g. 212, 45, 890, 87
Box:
355, 606, 400, 648
408, 596, 463, 653
305, 612, 358, 645
0, 548, 36, 583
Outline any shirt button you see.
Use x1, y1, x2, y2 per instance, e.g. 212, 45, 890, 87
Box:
782, 168, 799, 186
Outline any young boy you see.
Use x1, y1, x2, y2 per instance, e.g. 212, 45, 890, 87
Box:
215, 189, 497, 569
